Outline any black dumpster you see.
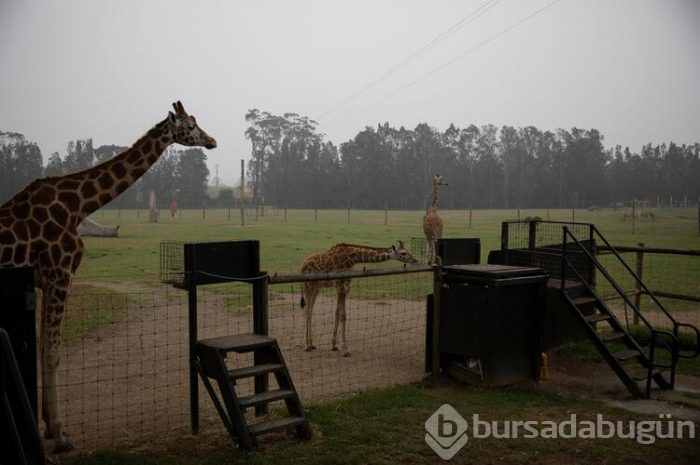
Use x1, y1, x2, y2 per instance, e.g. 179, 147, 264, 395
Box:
438, 264, 547, 387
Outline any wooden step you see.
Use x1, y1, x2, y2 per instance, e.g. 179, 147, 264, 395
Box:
229, 363, 284, 380
599, 331, 625, 342
198, 333, 276, 353
631, 368, 662, 382
571, 296, 597, 306
239, 389, 295, 409
614, 349, 640, 361
585, 313, 611, 323
247, 416, 307, 436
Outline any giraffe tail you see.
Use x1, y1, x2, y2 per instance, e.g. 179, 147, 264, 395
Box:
300, 296, 306, 308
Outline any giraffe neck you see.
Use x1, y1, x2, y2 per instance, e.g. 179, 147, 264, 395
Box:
64, 117, 174, 219
337, 244, 392, 266
430, 185, 439, 210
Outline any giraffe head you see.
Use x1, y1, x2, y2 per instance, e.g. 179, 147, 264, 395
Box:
390, 240, 419, 264
168, 101, 217, 149
433, 174, 448, 187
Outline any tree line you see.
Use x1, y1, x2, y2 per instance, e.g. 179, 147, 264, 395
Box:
245, 111, 700, 209
2, 116, 699, 211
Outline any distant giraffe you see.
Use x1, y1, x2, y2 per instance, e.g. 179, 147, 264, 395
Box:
169, 197, 178, 219
299, 242, 417, 356
423, 174, 448, 264
0, 101, 216, 452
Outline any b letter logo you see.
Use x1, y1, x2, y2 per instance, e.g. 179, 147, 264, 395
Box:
425, 404, 468, 460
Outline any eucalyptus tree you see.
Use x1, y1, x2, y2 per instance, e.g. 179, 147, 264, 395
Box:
0, 134, 43, 203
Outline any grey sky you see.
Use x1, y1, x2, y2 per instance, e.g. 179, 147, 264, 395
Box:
1, 0, 699, 186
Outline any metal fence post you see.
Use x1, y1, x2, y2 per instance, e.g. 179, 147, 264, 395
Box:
633, 242, 644, 325
431, 267, 442, 381
187, 280, 199, 434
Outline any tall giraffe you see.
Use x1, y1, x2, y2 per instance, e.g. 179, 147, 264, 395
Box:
423, 174, 448, 264
0, 101, 216, 452
299, 242, 417, 356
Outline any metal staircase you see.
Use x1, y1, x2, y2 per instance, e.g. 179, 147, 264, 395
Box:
195, 333, 311, 450
499, 219, 700, 398
559, 224, 700, 397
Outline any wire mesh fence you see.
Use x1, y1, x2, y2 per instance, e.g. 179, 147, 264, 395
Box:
597, 250, 700, 330
267, 272, 431, 401
52, 279, 254, 449
46, 269, 432, 450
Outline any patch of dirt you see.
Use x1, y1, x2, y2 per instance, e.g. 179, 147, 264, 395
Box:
540, 349, 700, 422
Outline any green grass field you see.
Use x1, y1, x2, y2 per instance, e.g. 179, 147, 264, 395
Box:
81, 206, 700, 282
67, 207, 699, 338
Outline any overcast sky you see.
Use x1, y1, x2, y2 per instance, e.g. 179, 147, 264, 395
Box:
1, 0, 698, 186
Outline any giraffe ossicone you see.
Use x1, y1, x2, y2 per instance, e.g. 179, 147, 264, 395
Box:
0, 101, 216, 452
299, 241, 417, 357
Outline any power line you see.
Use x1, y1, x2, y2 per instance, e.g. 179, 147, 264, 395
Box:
328, 0, 563, 127
316, 0, 501, 121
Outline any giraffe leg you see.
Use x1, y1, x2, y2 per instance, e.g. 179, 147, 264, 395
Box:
337, 280, 351, 356
302, 284, 318, 351
331, 302, 340, 352
331, 280, 345, 352
40, 277, 74, 453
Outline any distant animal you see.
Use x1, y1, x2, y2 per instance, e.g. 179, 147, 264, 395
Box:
299, 242, 417, 356
641, 211, 656, 221
0, 101, 216, 452
423, 175, 448, 264
169, 197, 178, 219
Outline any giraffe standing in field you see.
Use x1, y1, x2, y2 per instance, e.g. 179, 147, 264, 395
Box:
423, 174, 448, 264
169, 196, 178, 219
0, 101, 216, 452
300, 242, 417, 356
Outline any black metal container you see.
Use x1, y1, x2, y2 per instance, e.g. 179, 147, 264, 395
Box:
439, 264, 547, 387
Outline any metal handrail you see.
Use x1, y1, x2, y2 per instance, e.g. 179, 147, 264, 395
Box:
675, 322, 700, 359
589, 224, 677, 323
562, 227, 677, 356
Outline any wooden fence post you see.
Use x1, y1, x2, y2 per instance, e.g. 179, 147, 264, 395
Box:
633, 242, 644, 325
149, 190, 158, 223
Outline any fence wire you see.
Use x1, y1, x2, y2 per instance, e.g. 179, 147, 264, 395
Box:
50, 278, 253, 449
45, 270, 431, 450
267, 273, 431, 401
597, 251, 700, 329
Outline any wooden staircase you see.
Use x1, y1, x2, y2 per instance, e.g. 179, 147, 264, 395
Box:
195, 333, 310, 450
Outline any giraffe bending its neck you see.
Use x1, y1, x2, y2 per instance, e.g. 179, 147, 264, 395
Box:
0, 101, 216, 452
422, 174, 448, 264
299, 242, 417, 356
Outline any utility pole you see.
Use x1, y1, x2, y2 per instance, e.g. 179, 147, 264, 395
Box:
240, 160, 245, 226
